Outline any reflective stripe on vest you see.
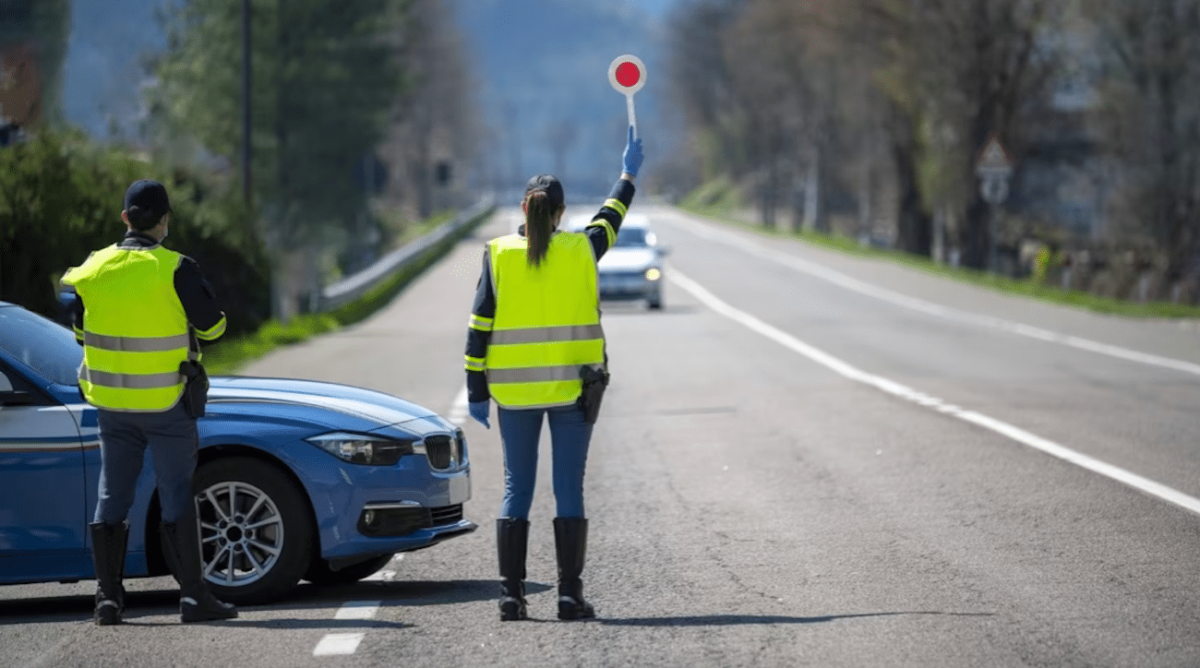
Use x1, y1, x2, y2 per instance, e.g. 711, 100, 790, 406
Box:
61, 244, 192, 412
484, 232, 605, 409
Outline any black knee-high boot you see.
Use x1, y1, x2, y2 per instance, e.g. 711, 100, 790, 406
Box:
554, 517, 595, 620
90, 521, 129, 626
497, 518, 530, 621
160, 510, 238, 623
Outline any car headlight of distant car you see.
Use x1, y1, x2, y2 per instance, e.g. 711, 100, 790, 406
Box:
645, 267, 662, 281
306, 432, 415, 466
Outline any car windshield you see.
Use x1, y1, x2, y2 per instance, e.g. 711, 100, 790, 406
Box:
614, 227, 648, 248
0, 306, 83, 386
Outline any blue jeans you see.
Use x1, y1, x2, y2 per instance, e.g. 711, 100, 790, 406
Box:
497, 403, 593, 520
94, 403, 199, 525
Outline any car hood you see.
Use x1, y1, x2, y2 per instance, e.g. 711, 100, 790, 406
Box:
598, 248, 659, 272
207, 376, 440, 433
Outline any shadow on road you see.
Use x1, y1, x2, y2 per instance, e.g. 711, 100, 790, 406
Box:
0, 578, 511, 626
598, 611, 995, 627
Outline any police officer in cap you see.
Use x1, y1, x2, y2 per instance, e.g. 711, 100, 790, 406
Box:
61, 180, 237, 625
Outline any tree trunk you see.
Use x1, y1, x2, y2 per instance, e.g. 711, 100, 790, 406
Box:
892, 139, 932, 256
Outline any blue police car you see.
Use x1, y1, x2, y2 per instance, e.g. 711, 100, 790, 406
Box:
0, 301, 475, 604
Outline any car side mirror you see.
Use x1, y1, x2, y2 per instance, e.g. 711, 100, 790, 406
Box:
0, 390, 40, 407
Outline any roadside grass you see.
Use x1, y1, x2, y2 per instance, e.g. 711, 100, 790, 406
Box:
203, 208, 490, 375
680, 201, 1200, 320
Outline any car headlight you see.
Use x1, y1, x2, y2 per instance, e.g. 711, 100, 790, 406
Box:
645, 267, 662, 281
306, 432, 415, 466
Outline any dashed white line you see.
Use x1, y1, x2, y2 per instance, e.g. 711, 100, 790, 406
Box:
313, 596, 389, 656
313, 633, 366, 656
667, 214, 1200, 378
669, 267, 1200, 517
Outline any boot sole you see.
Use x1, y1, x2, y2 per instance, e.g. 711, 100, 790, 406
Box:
558, 599, 595, 621
499, 599, 527, 621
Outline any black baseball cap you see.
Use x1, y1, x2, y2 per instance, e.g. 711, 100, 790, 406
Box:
124, 179, 172, 230
525, 174, 564, 208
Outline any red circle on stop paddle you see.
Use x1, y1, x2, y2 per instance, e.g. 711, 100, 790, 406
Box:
615, 62, 641, 88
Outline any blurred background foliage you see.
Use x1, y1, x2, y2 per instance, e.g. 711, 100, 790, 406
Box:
3, 0, 1200, 325
0, 128, 269, 334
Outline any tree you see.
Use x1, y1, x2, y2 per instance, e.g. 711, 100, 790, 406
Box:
0, 129, 268, 329
150, 0, 407, 319
0, 0, 70, 125
664, 0, 746, 186
859, 0, 1062, 267
1087, 0, 1200, 292
381, 0, 480, 221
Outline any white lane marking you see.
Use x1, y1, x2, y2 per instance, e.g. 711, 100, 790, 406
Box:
313, 633, 366, 656
334, 600, 381, 620
666, 215, 1200, 378
448, 384, 469, 426
313, 597, 388, 655
669, 268, 1200, 517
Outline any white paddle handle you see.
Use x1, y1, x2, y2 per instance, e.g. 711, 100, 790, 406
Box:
626, 94, 638, 140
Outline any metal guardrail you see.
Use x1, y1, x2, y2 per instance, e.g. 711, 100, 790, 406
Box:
318, 196, 496, 313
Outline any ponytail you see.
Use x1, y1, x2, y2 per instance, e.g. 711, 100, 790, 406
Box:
524, 191, 560, 267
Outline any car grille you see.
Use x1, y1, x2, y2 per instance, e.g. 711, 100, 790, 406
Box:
423, 432, 463, 470
430, 504, 464, 525
358, 504, 465, 537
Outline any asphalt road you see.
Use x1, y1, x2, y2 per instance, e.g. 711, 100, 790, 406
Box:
3, 205, 1199, 668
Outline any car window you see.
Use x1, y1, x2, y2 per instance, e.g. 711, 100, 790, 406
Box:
614, 227, 647, 248
0, 307, 83, 386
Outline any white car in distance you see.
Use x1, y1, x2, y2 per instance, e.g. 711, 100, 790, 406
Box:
566, 213, 666, 310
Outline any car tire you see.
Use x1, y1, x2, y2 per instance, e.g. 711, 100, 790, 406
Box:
190, 456, 315, 605
304, 554, 395, 586
647, 295, 663, 310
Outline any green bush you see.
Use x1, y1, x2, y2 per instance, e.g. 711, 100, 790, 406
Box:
0, 129, 270, 335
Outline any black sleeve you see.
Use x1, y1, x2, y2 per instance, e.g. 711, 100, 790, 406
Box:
465, 248, 495, 403
174, 257, 227, 342
72, 295, 85, 345
587, 177, 636, 261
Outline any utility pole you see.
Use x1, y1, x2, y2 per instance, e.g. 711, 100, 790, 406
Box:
241, 0, 252, 208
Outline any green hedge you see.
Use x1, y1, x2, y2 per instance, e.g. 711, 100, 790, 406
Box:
0, 130, 270, 335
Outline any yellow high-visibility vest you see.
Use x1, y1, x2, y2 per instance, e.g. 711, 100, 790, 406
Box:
61, 244, 194, 412
484, 232, 605, 409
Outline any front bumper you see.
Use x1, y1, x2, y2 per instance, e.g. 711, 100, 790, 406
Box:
284, 428, 477, 562
599, 271, 661, 300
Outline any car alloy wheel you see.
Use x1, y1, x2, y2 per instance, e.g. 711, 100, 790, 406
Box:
191, 456, 314, 605
198, 480, 284, 587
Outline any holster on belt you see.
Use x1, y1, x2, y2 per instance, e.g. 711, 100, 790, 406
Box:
179, 360, 209, 419
578, 364, 609, 424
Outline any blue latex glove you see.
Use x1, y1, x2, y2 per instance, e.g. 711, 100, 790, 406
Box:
622, 125, 644, 177
468, 400, 490, 429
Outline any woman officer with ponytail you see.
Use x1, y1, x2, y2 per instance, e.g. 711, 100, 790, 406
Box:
464, 127, 644, 621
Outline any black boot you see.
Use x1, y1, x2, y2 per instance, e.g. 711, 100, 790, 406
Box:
90, 521, 129, 626
554, 517, 595, 620
496, 518, 529, 621
161, 511, 238, 623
